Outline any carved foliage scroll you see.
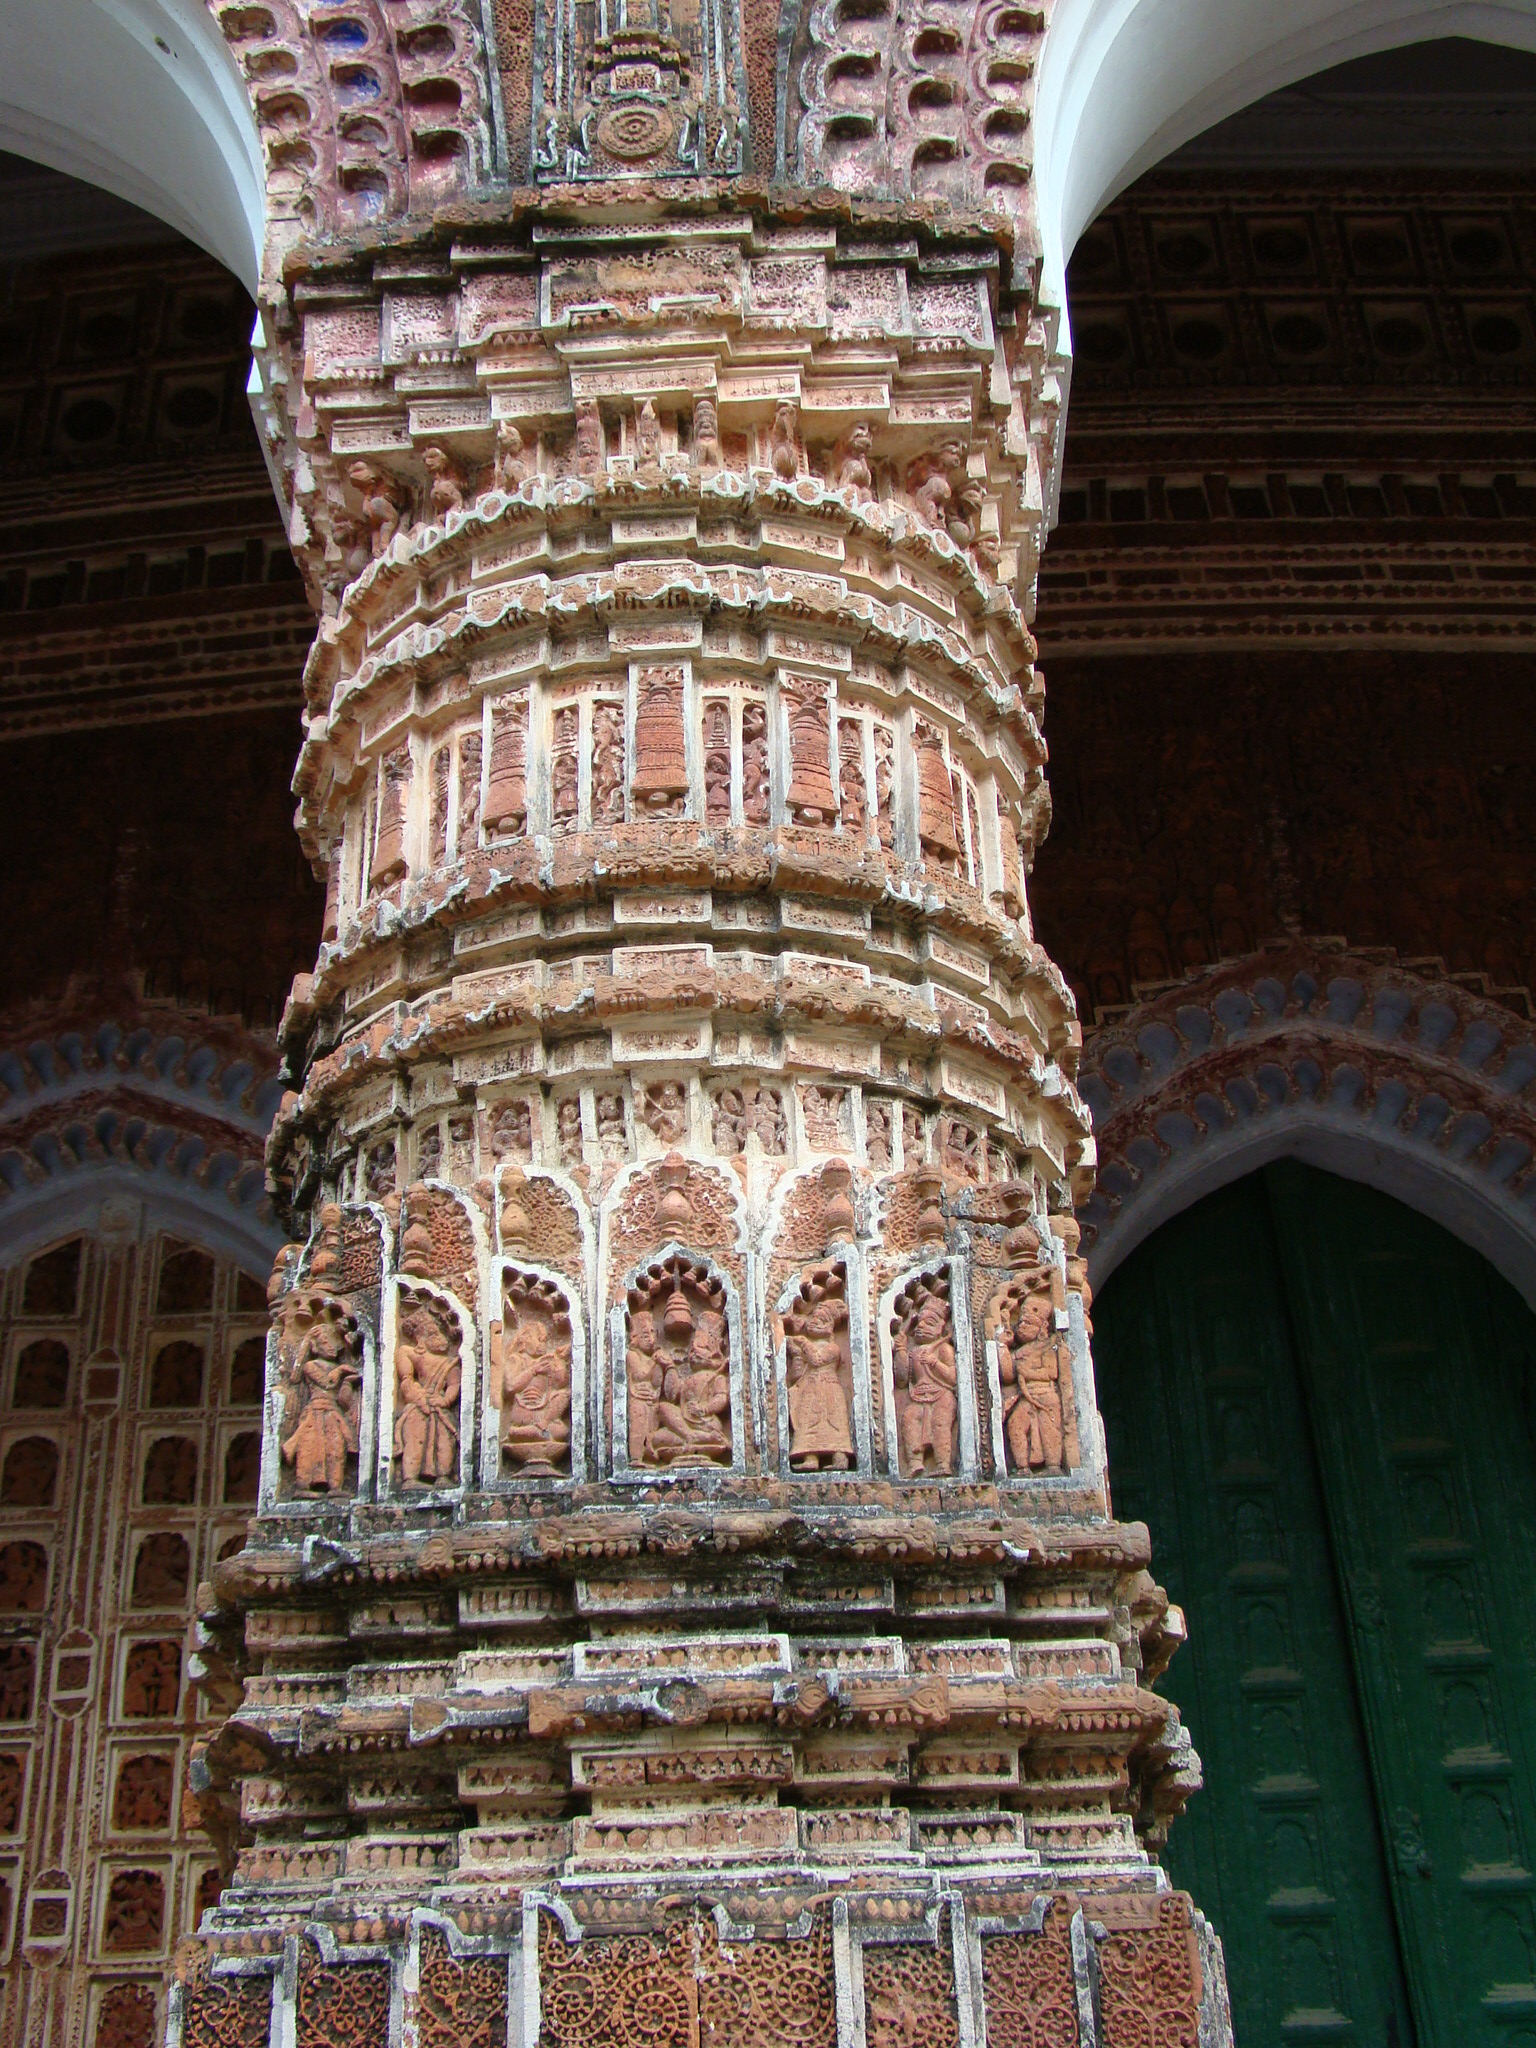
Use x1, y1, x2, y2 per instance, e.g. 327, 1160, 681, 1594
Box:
180, 1957, 271, 2048
1098, 1897, 1202, 2048
537, 1909, 835, 2048
418, 1925, 506, 2048
863, 1920, 960, 2048
296, 1945, 390, 2048
96, 1983, 156, 2048
982, 1903, 1080, 2048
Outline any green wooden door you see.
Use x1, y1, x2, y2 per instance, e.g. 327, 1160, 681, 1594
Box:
1266, 1164, 1536, 2048
1094, 1173, 1413, 2048
1095, 1166, 1536, 2048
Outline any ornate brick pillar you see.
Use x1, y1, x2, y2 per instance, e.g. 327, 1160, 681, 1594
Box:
178, 11, 1234, 2046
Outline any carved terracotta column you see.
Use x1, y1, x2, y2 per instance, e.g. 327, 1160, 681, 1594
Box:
177, 6, 1234, 2045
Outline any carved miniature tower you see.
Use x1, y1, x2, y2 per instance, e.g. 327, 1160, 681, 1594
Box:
178, 5, 1231, 2045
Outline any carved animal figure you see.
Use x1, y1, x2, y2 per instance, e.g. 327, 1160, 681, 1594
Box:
770, 399, 799, 480
422, 444, 464, 521
494, 420, 530, 492
348, 461, 411, 556
835, 421, 874, 496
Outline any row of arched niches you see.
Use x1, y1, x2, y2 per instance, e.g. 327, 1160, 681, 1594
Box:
262, 1157, 1098, 1513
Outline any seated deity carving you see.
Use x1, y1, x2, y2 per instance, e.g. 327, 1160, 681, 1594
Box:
278, 1302, 363, 1496
995, 1278, 1074, 1476
783, 1265, 854, 1472
492, 1275, 573, 1477
392, 1297, 462, 1489
626, 1260, 733, 1470
891, 1273, 959, 1477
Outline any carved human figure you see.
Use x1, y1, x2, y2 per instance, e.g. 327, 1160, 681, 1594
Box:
596, 1091, 627, 1157
635, 397, 663, 471
625, 1308, 662, 1465
556, 1097, 584, 1166
575, 400, 604, 476
422, 444, 464, 521
783, 1270, 854, 1471
713, 1084, 786, 1155
866, 1100, 893, 1171
493, 1279, 573, 1477
279, 1310, 362, 1494
802, 1085, 847, 1149
692, 392, 721, 471
392, 1302, 461, 1488
873, 723, 895, 846
942, 1117, 982, 1179
704, 700, 732, 824
769, 399, 799, 480
488, 1098, 533, 1166
459, 728, 483, 845
838, 720, 866, 833
349, 460, 410, 555
892, 1282, 958, 1477
551, 705, 580, 826
642, 1080, 687, 1144
592, 702, 626, 823
997, 1285, 1071, 1474
835, 421, 874, 496
902, 1104, 926, 1162
494, 420, 530, 492
650, 1314, 732, 1465
742, 700, 770, 822
627, 1264, 732, 1469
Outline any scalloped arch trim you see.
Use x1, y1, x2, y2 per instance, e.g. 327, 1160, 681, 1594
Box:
1078, 943, 1536, 1310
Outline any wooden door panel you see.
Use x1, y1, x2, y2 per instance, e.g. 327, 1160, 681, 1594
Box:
1094, 1177, 1413, 2048
1265, 1164, 1536, 2048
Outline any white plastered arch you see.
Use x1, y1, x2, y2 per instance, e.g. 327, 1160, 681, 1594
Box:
0, 0, 264, 292
1034, 0, 1536, 321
